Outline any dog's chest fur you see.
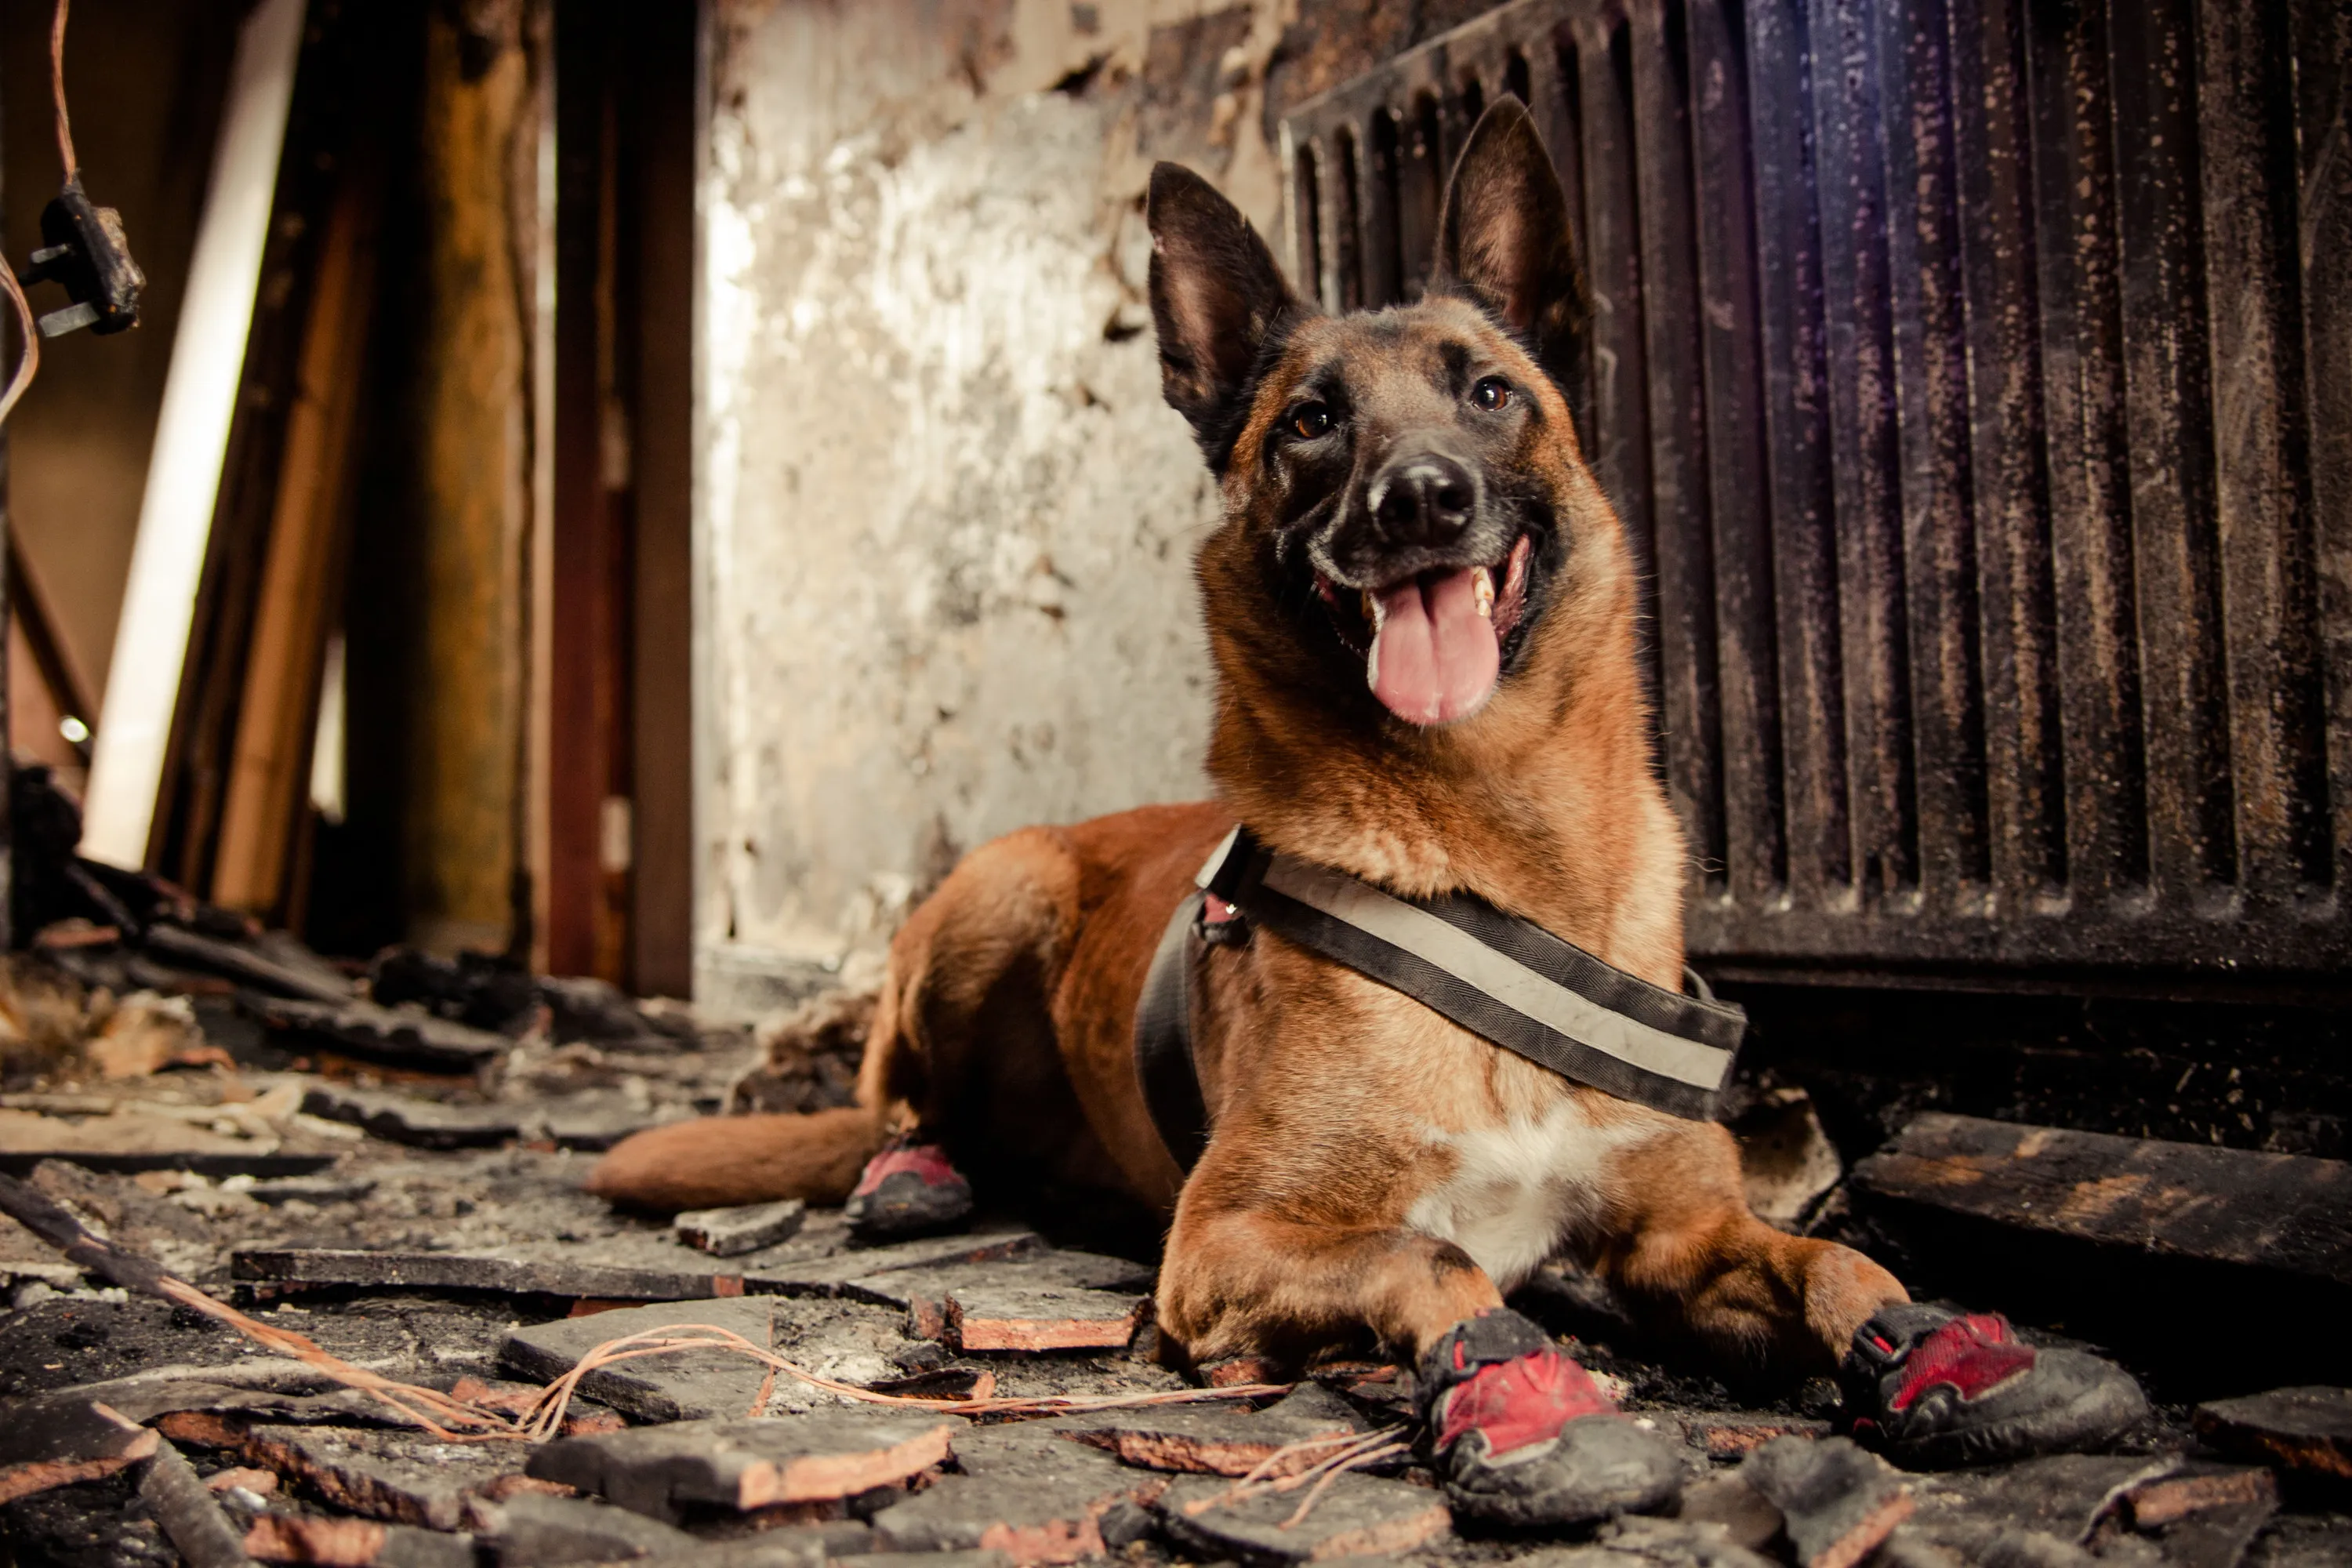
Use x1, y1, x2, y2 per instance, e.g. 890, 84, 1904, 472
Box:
1402, 1095, 1654, 1294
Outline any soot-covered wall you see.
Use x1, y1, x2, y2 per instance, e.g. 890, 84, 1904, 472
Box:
696, 0, 1267, 1007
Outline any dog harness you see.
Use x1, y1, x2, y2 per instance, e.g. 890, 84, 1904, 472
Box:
1134, 827, 1746, 1171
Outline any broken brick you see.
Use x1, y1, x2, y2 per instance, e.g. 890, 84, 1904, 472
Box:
943, 1284, 1145, 1353
2194, 1385, 2352, 1482
1154, 1470, 1452, 1566
677, 1198, 808, 1258
1739, 1436, 1914, 1568
526, 1411, 960, 1524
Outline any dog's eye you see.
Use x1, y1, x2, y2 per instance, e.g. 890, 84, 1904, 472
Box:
1287, 403, 1334, 441
1472, 376, 1512, 412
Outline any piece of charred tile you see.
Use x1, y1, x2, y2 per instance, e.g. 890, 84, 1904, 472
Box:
503, 1296, 930, 1423
173, 1421, 546, 1532
1674, 1470, 1786, 1553
299, 1086, 521, 1149
526, 1411, 961, 1526
1738, 1436, 1913, 1568
870, 1425, 1163, 1565
2194, 1385, 2352, 1482
0, 1394, 159, 1504
484, 1489, 703, 1564
243, 1512, 477, 1567
138, 1437, 253, 1568
233, 1247, 751, 1304
1060, 1383, 1368, 1477
1679, 1414, 1835, 1461
938, 1284, 1147, 1354
245, 995, 510, 1071
676, 1199, 808, 1258
1153, 1469, 1452, 1566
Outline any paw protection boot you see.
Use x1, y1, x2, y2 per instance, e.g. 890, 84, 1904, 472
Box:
1842, 1302, 2148, 1469
843, 1131, 974, 1240
1417, 1308, 1683, 1526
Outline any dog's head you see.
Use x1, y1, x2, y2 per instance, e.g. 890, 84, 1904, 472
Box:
1150, 101, 1632, 750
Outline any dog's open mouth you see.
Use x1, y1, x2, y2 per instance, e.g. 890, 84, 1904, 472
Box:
1316, 534, 1534, 726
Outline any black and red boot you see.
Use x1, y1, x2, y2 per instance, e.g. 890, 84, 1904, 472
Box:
843, 1131, 974, 1240
1842, 1302, 2147, 1469
1417, 1308, 1682, 1526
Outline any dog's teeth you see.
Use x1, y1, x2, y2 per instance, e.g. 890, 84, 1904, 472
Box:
1362, 589, 1381, 630
1474, 568, 1495, 620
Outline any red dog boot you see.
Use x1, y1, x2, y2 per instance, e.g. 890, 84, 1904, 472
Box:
1417, 1308, 1682, 1526
1842, 1302, 2147, 1469
843, 1132, 974, 1240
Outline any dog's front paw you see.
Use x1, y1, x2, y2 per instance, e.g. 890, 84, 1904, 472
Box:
1418, 1308, 1682, 1526
1840, 1302, 2149, 1469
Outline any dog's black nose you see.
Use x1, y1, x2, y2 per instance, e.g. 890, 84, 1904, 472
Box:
1370, 454, 1476, 546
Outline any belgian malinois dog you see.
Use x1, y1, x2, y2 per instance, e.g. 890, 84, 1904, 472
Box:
591, 102, 2144, 1519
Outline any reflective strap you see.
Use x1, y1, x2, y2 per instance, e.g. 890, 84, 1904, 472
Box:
1200, 829, 1742, 1123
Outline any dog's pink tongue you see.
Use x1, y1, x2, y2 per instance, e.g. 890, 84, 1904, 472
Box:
1369, 567, 1499, 724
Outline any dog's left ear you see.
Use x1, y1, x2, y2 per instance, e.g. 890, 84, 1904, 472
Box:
1148, 162, 1305, 469
1432, 100, 1584, 382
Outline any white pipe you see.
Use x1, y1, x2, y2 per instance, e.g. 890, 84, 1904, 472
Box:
79, 0, 306, 869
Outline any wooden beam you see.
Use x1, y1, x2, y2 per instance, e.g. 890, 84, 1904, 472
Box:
78, 0, 304, 869
209, 161, 380, 914
1853, 1112, 2352, 1287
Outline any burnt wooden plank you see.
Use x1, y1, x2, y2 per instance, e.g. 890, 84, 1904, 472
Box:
2194, 0, 2335, 901
1573, 16, 1664, 750
232, 1247, 749, 1301
2025, 0, 2150, 908
1361, 108, 1404, 309
1950, 0, 2067, 910
1396, 91, 1445, 299
2294, 0, 2352, 904
1807, 0, 1919, 906
1327, 125, 1364, 313
1292, 136, 1324, 308
1628, 0, 1728, 891
2194, 1387, 2352, 1481
1875, 0, 1991, 909
1521, 29, 1594, 439
1853, 1112, 2352, 1286
1744, 0, 1853, 910
1686, 0, 1787, 906
2108, 0, 2238, 898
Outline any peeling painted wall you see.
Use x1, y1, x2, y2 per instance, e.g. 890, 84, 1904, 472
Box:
696, 0, 1305, 1007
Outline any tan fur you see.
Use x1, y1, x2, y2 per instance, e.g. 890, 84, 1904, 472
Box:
592, 137, 1907, 1384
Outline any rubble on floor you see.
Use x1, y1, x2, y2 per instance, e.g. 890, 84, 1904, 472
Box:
2, 882, 2350, 1566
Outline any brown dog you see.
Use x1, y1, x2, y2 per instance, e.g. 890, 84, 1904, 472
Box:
592, 103, 2144, 1515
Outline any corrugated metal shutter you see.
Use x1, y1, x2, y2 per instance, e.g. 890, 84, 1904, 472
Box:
1279, 0, 2350, 986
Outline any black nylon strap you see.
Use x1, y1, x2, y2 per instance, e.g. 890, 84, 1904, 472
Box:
1134, 887, 1212, 1171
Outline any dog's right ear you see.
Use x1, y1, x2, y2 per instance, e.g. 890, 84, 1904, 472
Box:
1148, 163, 1303, 470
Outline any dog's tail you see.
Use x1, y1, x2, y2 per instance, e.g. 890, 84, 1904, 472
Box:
584, 1105, 889, 1211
